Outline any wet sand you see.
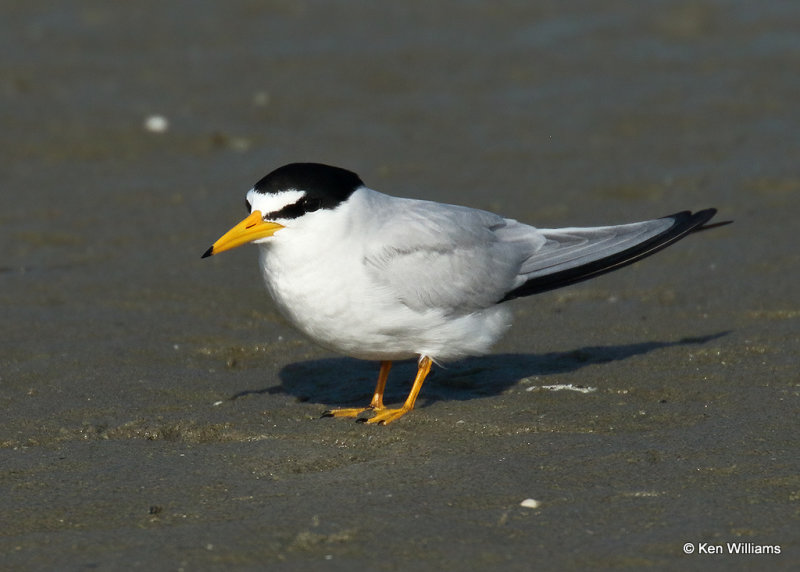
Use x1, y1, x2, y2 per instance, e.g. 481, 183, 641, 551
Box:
1, 2, 798, 569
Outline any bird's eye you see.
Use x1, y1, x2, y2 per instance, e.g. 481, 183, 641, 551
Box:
304, 198, 321, 213
245, 199, 252, 212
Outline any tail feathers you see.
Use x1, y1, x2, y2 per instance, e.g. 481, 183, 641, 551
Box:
501, 208, 726, 302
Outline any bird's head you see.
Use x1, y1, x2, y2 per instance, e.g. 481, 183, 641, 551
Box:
202, 162, 363, 258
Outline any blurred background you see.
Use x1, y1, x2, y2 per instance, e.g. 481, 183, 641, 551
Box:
1, 2, 797, 569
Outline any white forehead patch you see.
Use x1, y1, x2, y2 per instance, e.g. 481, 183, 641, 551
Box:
246, 188, 306, 215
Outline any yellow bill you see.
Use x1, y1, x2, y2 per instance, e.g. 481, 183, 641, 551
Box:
202, 210, 284, 258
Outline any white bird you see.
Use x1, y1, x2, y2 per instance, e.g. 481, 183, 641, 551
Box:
203, 163, 728, 424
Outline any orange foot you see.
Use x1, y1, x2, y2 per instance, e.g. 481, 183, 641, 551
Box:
321, 357, 432, 426
321, 361, 392, 420
321, 406, 378, 419
359, 406, 413, 425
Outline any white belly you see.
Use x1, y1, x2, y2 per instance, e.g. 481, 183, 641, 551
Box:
257, 241, 512, 361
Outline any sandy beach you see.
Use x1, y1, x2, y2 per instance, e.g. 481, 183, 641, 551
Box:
1, 2, 797, 569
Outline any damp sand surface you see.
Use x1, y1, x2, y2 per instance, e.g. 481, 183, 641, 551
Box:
1, 2, 798, 569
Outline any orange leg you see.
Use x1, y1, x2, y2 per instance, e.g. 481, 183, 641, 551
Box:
322, 360, 393, 419
364, 356, 433, 425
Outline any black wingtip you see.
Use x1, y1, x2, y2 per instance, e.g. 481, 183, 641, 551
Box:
201, 246, 214, 259
673, 208, 732, 232
501, 208, 729, 302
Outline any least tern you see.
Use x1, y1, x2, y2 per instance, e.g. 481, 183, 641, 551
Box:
203, 162, 727, 424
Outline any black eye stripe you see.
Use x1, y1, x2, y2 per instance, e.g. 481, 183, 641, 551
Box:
245, 199, 252, 212
265, 197, 312, 220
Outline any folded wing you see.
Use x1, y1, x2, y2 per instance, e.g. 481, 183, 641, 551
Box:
501, 209, 721, 301
363, 199, 527, 314
363, 192, 723, 313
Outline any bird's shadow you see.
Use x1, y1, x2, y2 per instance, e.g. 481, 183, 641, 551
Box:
230, 332, 729, 407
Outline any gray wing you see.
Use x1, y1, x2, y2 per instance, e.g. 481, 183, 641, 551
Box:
364, 196, 720, 310
363, 198, 539, 314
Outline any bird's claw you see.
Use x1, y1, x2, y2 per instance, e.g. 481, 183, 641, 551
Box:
322, 406, 375, 419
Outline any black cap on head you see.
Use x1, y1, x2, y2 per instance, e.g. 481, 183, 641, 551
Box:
254, 163, 363, 205
251, 163, 364, 220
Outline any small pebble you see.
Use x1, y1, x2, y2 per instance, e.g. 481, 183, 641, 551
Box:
144, 114, 169, 133
520, 498, 541, 509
